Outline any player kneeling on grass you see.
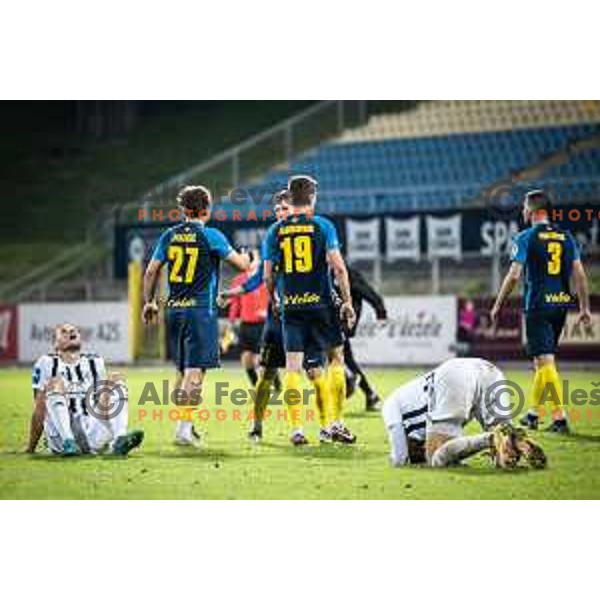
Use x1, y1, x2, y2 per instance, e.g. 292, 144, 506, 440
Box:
26, 323, 144, 457
382, 358, 546, 469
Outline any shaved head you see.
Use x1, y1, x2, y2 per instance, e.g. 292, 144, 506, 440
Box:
53, 323, 82, 352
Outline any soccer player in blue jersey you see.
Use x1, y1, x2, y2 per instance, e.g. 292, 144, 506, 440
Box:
490, 190, 591, 434
225, 191, 334, 442
143, 185, 250, 445
224, 193, 288, 438
263, 175, 357, 445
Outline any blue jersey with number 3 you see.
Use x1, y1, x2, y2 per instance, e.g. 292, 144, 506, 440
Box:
511, 222, 580, 312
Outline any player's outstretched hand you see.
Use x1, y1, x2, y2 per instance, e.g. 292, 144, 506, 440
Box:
340, 302, 356, 331
577, 309, 592, 326
142, 302, 159, 324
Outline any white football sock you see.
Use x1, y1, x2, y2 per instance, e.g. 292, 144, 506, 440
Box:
430, 432, 493, 468
86, 418, 112, 453
111, 381, 129, 438
46, 391, 75, 443
387, 423, 409, 467
176, 420, 193, 438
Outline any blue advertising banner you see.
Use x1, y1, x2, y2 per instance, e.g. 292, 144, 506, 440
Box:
114, 204, 599, 278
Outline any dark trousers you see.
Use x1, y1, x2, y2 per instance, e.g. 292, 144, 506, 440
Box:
343, 339, 375, 398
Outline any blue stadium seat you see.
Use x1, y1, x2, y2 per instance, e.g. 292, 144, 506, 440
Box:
228, 124, 599, 216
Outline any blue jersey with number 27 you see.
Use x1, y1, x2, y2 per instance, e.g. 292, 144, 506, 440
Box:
151, 221, 233, 314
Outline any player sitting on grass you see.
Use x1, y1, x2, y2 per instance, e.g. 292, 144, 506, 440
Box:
27, 323, 144, 456
382, 357, 546, 469
491, 190, 591, 434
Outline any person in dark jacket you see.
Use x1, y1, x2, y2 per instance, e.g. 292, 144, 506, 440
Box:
336, 266, 387, 411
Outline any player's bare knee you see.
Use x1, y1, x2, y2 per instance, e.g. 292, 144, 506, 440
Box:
184, 368, 203, 383
182, 371, 203, 405
327, 346, 344, 365
306, 366, 322, 381
536, 354, 555, 368
241, 352, 254, 370
286, 353, 303, 372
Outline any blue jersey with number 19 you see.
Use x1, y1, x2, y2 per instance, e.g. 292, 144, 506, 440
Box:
263, 213, 340, 312
511, 221, 580, 312
151, 221, 233, 314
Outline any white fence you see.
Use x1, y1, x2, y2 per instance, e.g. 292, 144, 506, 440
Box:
18, 302, 130, 363
352, 296, 457, 365
12, 296, 460, 366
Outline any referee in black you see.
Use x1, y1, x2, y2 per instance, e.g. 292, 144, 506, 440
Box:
337, 265, 387, 411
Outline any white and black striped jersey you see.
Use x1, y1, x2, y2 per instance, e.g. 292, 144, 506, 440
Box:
382, 358, 507, 435
382, 372, 432, 442
32, 353, 107, 416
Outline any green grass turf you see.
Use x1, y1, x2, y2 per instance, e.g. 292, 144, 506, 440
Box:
1, 366, 600, 499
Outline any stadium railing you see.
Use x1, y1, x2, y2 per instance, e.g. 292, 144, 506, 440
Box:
118, 101, 371, 222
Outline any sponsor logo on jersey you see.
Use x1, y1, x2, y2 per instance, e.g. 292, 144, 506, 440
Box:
167, 298, 198, 308
284, 292, 321, 306
538, 231, 566, 241
544, 291, 575, 306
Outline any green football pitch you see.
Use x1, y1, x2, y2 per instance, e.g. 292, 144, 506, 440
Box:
1, 366, 600, 499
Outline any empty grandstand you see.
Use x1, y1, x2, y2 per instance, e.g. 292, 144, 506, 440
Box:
2, 100, 599, 302
236, 100, 600, 216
